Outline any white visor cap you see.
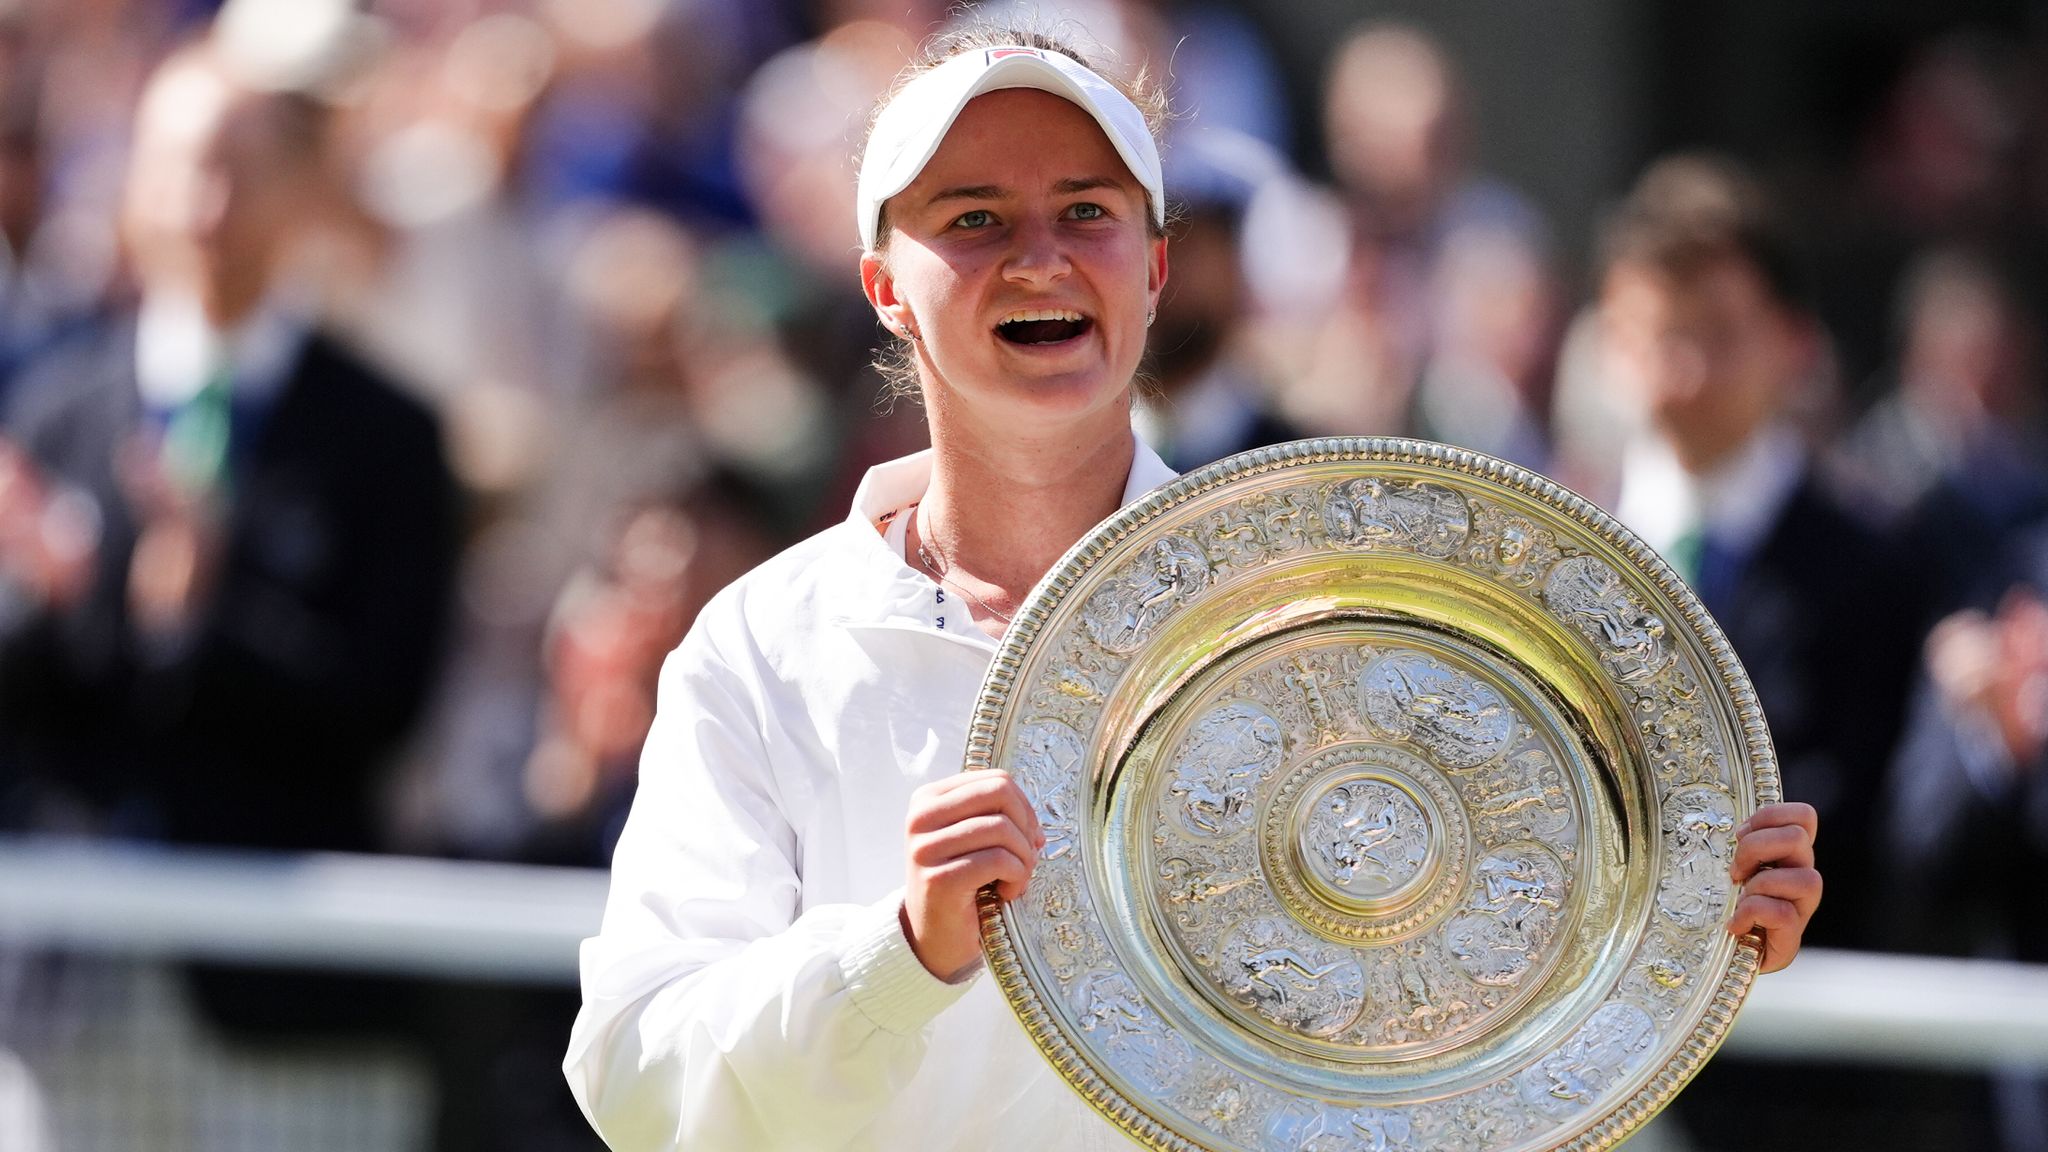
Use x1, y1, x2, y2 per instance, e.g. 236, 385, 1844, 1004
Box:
856, 46, 1164, 251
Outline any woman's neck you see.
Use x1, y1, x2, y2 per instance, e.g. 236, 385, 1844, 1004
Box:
916, 405, 1135, 611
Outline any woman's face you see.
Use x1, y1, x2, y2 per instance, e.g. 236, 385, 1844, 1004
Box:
863, 87, 1167, 436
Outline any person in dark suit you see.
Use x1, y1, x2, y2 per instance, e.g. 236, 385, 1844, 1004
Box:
1885, 527, 2048, 1152
1593, 154, 1972, 1150
0, 42, 458, 1037
0, 41, 457, 854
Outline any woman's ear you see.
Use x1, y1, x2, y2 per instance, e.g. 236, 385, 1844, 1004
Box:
861, 250, 916, 341
1146, 235, 1170, 317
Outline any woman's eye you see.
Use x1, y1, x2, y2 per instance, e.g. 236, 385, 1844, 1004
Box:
1068, 202, 1106, 221
953, 209, 994, 229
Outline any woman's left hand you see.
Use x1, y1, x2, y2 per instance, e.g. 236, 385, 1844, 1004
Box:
1727, 801, 1820, 973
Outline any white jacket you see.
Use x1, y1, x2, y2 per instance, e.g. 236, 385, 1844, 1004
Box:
564, 442, 1179, 1151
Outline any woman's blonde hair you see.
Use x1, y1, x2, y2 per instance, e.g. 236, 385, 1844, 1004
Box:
864, 22, 1170, 402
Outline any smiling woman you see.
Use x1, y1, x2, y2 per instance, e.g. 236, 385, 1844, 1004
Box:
559, 23, 1193, 1152
560, 22, 1823, 1152
862, 29, 1168, 399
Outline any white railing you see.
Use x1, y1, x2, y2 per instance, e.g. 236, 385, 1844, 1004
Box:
0, 835, 2043, 1071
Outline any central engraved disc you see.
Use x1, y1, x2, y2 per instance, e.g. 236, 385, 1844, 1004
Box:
1295, 771, 1437, 909
1119, 625, 1594, 1068
1260, 743, 1470, 946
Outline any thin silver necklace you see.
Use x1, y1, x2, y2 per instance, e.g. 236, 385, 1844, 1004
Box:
911, 506, 1015, 625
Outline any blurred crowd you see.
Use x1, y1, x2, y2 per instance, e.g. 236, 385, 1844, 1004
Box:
0, 0, 2043, 1149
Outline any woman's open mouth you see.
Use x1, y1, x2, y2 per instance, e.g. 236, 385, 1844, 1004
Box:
996, 309, 1092, 346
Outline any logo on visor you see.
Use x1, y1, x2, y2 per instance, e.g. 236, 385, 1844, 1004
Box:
986, 48, 1047, 62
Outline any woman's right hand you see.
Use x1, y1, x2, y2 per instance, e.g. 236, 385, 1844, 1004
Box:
901, 769, 1045, 980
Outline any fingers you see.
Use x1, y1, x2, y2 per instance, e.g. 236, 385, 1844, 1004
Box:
908, 770, 1044, 851
1730, 823, 1815, 882
930, 845, 1034, 903
1727, 892, 1807, 973
1735, 865, 1821, 920
909, 812, 1040, 886
1733, 801, 1817, 843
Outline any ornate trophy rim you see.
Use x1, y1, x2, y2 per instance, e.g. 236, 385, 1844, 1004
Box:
970, 437, 1776, 1152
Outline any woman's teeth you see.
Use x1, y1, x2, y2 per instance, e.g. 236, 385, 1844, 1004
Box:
997, 310, 1091, 344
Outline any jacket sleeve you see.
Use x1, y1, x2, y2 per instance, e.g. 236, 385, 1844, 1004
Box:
562, 610, 974, 1150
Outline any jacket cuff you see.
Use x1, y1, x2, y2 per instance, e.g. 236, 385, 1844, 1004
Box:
839, 893, 978, 1036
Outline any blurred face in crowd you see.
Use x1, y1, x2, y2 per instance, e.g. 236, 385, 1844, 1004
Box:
1902, 257, 2033, 424
1149, 206, 1242, 392
122, 56, 319, 329
1600, 253, 1813, 474
863, 88, 1167, 439
1324, 25, 1459, 235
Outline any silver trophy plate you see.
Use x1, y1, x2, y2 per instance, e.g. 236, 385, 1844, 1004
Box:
969, 439, 1775, 1152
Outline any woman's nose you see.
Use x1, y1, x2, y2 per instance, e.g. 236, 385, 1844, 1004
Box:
1002, 216, 1071, 285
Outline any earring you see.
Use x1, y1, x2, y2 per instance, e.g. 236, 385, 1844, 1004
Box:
1146, 309, 1156, 328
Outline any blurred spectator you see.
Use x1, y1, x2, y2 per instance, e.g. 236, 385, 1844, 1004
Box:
522, 470, 776, 866
0, 1, 174, 396
1592, 153, 1949, 1151
1597, 154, 1923, 949
1814, 31, 2036, 401
403, 204, 804, 861
1134, 127, 1303, 472
1833, 247, 2047, 616
0, 28, 456, 841
733, 15, 927, 525
0, 33, 459, 1061
321, 3, 590, 510
1277, 21, 1546, 439
1887, 533, 2048, 1152
519, 0, 793, 228
1412, 218, 1560, 469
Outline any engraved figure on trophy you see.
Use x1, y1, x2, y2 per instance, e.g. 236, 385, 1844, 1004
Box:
1542, 556, 1673, 683
1320, 477, 1472, 558
1443, 844, 1568, 986
1645, 692, 1720, 784
1621, 925, 1708, 1017
1254, 488, 1322, 554
1267, 1101, 1416, 1152
1470, 750, 1573, 843
1465, 504, 1563, 587
1515, 1002, 1658, 1117
1071, 970, 1193, 1094
1218, 918, 1367, 1038
1303, 778, 1430, 897
1431, 1084, 1530, 1152
1359, 651, 1515, 769
1158, 851, 1258, 940
1033, 868, 1097, 980
1203, 501, 1268, 570
1657, 785, 1737, 928
1172, 1066, 1265, 1148
1366, 943, 1479, 1043
1160, 854, 1257, 906
1037, 636, 1127, 718
1014, 720, 1086, 861
1284, 656, 1340, 745
1082, 533, 1212, 653
1167, 702, 1285, 837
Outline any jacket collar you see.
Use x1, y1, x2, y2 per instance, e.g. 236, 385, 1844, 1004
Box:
828, 436, 1178, 635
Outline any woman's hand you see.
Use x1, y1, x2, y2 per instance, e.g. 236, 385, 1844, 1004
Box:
1728, 801, 1821, 973
901, 770, 1046, 980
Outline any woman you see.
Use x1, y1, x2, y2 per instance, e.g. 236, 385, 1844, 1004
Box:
563, 25, 1821, 1151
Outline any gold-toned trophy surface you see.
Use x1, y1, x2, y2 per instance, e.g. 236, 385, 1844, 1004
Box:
970, 438, 1774, 1152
